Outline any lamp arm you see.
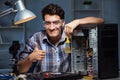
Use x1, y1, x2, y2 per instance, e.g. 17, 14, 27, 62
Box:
0, 8, 17, 18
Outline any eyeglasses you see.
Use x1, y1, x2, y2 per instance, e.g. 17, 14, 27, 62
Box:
43, 20, 64, 26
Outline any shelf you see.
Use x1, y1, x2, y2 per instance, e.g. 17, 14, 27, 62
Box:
73, 0, 103, 18
0, 26, 25, 44
0, 26, 25, 54
74, 9, 101, 12
0, 26, 24, 29
0, 42, 24, 45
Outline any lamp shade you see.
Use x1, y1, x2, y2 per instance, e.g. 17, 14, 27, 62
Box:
14, 0, 36, 25
14, 9, 36, 25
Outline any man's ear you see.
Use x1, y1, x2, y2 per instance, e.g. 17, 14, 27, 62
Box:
62, 20, 65, 27
61, 21, 65, 33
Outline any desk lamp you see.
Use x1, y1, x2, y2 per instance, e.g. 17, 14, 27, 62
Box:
0, 0, 36, 25
0, 0, 36, 75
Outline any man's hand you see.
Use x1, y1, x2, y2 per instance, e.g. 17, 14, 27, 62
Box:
29, 42, 46, 61
64, 20, 79, 37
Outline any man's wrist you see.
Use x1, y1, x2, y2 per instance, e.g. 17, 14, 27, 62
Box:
28, 54, 35, 62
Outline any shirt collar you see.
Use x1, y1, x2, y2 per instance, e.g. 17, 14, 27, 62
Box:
42, 31, 66, 44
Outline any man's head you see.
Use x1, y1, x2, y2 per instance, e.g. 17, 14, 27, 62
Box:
41, 4, 65, 44
41, 3, 65, 20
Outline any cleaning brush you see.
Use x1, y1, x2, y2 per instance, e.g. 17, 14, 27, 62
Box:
65, 37, 71, 54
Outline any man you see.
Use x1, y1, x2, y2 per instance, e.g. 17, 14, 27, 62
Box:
18, 3, 104, 73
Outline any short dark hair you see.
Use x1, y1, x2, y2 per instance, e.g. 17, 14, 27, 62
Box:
41, 3, 65, 20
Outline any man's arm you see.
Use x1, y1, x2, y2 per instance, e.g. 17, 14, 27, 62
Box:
18, 56, 33, 73
18, 43, 46, 73
64, 17, 104, 37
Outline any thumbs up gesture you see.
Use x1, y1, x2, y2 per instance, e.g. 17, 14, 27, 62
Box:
29, 42, 46, 61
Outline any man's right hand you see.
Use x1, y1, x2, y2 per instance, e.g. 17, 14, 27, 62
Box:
29, 42, 46, 61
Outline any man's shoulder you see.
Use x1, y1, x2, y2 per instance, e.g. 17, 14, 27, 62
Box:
32, 30, 46, 38
34, 30, 46, 35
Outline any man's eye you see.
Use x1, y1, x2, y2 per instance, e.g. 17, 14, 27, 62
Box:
45, 22, 51, 25
53, 21, 60, 25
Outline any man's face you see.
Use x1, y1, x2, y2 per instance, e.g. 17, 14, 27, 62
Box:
43, 14, 64, 39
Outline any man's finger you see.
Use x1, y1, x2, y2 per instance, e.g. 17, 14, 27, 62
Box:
34, 42, 39, 51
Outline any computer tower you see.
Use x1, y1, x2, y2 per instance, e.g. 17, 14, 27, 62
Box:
71, 24, 99, 77
98, 24, 119, 79
71, 24, 119, 79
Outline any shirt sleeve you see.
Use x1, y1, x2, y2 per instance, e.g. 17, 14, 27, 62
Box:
19, 35, 36, 60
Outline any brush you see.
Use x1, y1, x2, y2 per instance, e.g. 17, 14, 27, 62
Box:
65, 37, 71, 54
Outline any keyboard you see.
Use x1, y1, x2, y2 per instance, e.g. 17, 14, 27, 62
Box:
16, 72, 84, 80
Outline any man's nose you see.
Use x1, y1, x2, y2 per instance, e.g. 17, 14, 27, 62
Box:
49, 23, 56, 29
